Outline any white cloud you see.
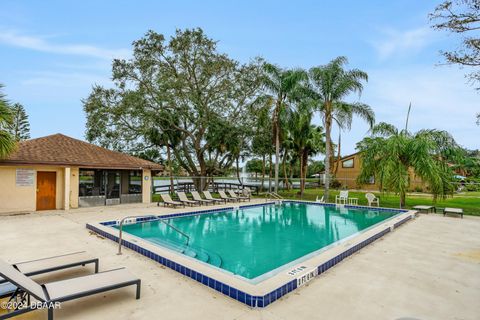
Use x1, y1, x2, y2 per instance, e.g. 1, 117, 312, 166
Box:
0, 30, 130, 60
372, 27, 436, 60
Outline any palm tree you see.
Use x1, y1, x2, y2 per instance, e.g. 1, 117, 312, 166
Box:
356, 122, 457, 208
0, 84, 16, 158
284, 102, 325, 195
262, 63, 307, 193
308, 56, 374, 201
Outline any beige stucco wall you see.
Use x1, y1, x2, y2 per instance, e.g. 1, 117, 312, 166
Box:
0, 165, 65, 213
69, 167, 79, 209
142, 169, 151, 203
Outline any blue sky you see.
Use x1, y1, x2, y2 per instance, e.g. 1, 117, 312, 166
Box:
0, 0, 478, 156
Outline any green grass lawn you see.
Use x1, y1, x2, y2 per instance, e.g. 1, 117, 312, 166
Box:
272, 189, 480, 216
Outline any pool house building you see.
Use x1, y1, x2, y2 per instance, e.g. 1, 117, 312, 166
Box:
0, 134, 163, 213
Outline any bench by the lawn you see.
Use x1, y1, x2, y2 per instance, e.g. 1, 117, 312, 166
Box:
412, 205, 435, 213
443, 207, 463, 219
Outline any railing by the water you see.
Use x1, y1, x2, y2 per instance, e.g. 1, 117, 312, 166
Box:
153, 181, 260, 195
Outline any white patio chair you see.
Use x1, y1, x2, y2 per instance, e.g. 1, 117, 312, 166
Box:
335, 190, 349, 205
365, 193, 379, 207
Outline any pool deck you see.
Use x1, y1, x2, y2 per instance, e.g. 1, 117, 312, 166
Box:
1, 200, 479, 320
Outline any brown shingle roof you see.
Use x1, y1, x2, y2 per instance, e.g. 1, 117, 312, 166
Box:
0, 133, 164, 170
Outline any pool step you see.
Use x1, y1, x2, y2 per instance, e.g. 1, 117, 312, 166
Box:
144, 237, 222, 268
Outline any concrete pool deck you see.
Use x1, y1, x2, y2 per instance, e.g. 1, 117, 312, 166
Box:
0, 200, 479, 319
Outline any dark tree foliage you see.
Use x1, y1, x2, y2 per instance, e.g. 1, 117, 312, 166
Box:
83, 29, 263, 189
8, 103, 30, 141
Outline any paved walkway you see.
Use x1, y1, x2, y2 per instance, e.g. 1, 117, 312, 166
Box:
0, 202, 479, 320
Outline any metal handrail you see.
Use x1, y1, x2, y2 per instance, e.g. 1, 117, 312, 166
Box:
116, 215, 190, 255
265, 192, 284, 201
117, 215, 158, 255
159, 219, 190, 246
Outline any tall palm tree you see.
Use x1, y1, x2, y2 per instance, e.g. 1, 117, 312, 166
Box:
356, 122, 457, 208
262, 63, 307, 193
286, 104, 325, 195
0, 84, 16, 158
308, 57, 374, 201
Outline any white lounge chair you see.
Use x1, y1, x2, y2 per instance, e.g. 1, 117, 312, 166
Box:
202, 191, 224, 204
0, 259, 140, 320
335, 190, 349, 205
365, 193, 380, 207
191, 191, 213, 205
227, 190, 250, 202
159, 194, 184, 208
177, 192, 200, 206
218, 190, 238, 202
315, 195, 325, 203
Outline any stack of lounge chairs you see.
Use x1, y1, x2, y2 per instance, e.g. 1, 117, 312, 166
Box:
157, 189, 251, 208
0, 251, 140, 320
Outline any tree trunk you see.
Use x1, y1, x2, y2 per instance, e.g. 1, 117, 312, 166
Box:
282, 150, 289, 190
167, 144, 174, 194
274, 121, 280, 193
261, 154, 265, 192
269, 153, 273, 192
334, 132, 341, 175
324, 104, 332, 202
299, 150, 304, 195
302, 152, 308, 196
400, 190, 406, 208
236, 156, 242, 185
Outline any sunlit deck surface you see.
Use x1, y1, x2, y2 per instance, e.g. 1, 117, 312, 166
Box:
1, 200, 479, 320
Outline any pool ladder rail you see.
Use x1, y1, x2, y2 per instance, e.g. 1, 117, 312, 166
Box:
265, 192, 284, 202
116, 215, 190, 255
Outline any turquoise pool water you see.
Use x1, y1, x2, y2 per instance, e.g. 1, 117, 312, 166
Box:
116, 203, 400, 279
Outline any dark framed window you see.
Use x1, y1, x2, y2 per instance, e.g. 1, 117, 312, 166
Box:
128, 170, 142, 194
342, 158, 354, 168
79, 169, 105, 197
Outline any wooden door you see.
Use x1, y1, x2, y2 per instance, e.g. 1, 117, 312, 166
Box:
36, 171, 56, 210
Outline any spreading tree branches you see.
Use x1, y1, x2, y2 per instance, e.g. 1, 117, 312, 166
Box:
83, 29, 263, 189
430, 0, 480, 90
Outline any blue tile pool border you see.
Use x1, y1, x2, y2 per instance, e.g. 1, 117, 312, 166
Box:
86, 201, 413, 308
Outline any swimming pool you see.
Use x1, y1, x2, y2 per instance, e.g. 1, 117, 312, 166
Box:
87, 201, 415, 307
114, 203, 399, 280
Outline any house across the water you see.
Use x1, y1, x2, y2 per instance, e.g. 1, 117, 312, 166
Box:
0, 134, 163, 213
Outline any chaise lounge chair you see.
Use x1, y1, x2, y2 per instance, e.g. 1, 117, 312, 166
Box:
218, 190, 238, 202
202, 191, 224, 204
158, 194, 185, 208
191, 191, 213, 205
177, 192, 200, 206
0, 259, 141, 320
227, 190, 250, 202
0, 251, 98, 299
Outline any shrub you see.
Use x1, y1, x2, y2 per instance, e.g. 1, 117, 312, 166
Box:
330, 179, 342, 189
